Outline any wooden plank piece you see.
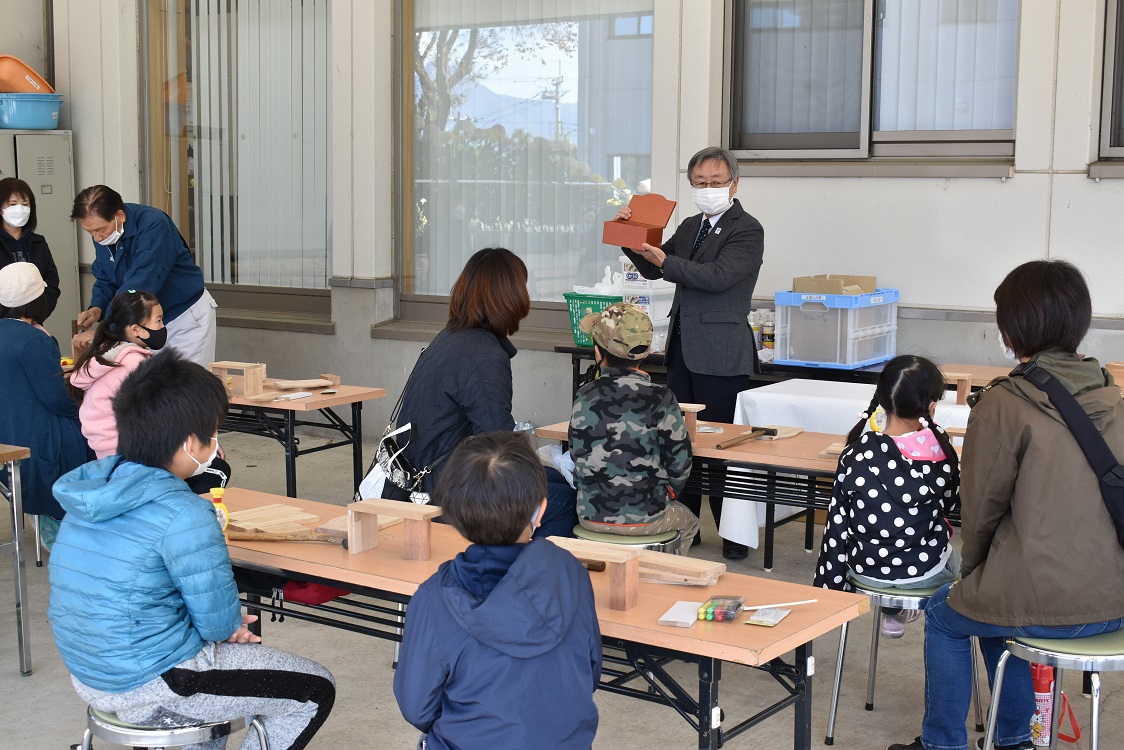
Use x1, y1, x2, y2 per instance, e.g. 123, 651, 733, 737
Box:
315, 514, 402, 538
347, 506, 381, 554
547, 536, 643, 564
351, 498, 442, 522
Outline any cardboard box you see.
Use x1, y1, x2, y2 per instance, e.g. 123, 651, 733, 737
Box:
602, 193, 676, 250
791, 274, 877, 296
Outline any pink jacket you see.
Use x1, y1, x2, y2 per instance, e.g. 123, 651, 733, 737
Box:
69, 343, 153, 459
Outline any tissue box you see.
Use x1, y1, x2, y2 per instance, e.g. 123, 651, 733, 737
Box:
602, 193, 676, 251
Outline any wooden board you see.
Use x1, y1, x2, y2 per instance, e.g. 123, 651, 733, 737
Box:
265, 378, 335, 390
818, 442, 846, 458
351, 498, 442, 522
227, 503, 320, 533
759, 425, 804, 441
315, 513, 402, 539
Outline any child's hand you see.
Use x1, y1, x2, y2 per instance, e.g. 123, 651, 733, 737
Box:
227, 614, 262, 643
615, 206, 632, 222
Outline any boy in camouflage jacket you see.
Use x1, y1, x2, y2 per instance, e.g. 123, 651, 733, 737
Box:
569, 303, 697, 553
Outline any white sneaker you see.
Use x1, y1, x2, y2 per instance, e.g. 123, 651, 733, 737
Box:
880, 609, 921, 639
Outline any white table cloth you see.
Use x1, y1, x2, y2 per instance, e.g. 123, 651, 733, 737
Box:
718, 379, 971, 548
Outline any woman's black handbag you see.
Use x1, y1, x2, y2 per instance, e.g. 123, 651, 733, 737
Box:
1010, 361, 1124, 549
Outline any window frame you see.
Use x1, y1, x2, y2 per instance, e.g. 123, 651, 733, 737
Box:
723, 0, 1018, 162
1101, 0, 1124, 159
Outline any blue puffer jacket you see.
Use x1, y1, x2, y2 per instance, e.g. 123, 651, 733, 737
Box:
48, 457, 242, 692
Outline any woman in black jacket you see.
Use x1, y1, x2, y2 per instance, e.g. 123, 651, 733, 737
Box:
396, 248, 531, 496
0, 177, 60, 320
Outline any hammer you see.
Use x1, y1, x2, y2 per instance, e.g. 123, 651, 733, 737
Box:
226, 530, 340, 544
716, 425, 778, 450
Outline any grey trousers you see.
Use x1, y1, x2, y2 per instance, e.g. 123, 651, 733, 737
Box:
72, 641, 335, 750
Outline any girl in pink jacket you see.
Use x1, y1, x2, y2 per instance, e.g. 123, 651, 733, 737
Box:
68, 290, 163, 458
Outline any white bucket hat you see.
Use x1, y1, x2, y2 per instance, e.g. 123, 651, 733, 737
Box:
0, 262, 46, 308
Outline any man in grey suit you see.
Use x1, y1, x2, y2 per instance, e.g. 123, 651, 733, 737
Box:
615, 146, 763, 559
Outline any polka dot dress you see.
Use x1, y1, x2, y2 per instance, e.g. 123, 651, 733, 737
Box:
813, 429, 961, 591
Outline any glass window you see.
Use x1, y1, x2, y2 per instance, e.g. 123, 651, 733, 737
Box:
143, 0, 330, 289
408, 2, 654, 301
1102, 0, 1124, 157
729, 0, 1018, 159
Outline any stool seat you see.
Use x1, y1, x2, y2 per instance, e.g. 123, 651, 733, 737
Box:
1009, 629, 1124, 673
847, 579, 942, 599
82, 705, 268, 749
573, 525, 679, 545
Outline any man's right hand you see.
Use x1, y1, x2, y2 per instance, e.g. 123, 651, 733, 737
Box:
614, 206, 632, 222
76, 307, 102, 329
71, 329, 95, 353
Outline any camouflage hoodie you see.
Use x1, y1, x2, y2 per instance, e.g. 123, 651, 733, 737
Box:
568, 366, 692, 524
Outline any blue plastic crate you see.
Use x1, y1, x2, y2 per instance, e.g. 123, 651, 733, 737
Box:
0, 93, 62, 130
773, 288, 898, 369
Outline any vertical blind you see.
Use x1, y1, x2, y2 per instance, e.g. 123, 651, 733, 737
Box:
874, 0, 1018, 132
410, 0, 654, 301
742, 0, 866, 138
188, 0, 330, 288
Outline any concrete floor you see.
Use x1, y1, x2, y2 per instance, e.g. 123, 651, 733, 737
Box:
3, 430, 1122, 749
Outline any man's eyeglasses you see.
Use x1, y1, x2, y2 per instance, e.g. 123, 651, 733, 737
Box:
690, 179, 733, 189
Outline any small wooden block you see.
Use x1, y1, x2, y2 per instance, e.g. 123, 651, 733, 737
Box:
944, 371, 972, 405
944, 426, 967, 439
609, 557, 640, 610
319, 373, 342, 386
210, 361, 267, 396
350, 498, 442, 522
402, 518, 433, 560
819, 442, 846, 458
347, 506, 382, 554
548, 537, 642, 611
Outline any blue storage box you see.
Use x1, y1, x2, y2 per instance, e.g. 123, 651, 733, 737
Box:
773, 288, 899, 369
0, 93, 62, 129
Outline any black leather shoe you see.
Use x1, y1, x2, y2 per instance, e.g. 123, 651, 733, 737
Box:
887, 738, 925, 750
722, 540, 749, 560
690, 532, 702, 548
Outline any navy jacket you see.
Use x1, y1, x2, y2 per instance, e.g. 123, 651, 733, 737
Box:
624, 198, 763, 377
394, 539, 601, 749
88, 203, 205, 324
0, 229, 61, 318
0, 319, 89, 517
396, 327, 517, 493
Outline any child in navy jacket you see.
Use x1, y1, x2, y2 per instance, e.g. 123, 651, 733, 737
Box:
814, 355, 961, 638
394, 432, 601, 749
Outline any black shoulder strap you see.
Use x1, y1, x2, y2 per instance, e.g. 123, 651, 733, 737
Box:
1010, 361, 1124, 488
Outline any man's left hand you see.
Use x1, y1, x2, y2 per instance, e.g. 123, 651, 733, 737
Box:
636, 242, 666, 267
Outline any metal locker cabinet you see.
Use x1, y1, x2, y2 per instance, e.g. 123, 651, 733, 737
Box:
0, 130, 80, 347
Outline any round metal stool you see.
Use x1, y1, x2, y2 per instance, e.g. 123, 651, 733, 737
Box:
825, 578, 985, 745
77, 706, 270, 749
983, 628, 1124, 750
572, 525, 681, 554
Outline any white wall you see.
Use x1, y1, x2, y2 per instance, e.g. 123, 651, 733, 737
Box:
0, 0, 49, 81
53, 0, 143, 263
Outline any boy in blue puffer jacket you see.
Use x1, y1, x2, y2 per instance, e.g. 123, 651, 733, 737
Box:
48, 351, 334, 750
394, 431, 602, 749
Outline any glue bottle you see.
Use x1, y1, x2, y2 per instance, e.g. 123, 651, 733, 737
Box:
211, 487, 229, 532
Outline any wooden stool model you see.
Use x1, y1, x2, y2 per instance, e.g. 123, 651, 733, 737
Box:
209, 361, 266, 397
348, 499, 442, 560
679, 402, 706, 433
548, 536, 641, 611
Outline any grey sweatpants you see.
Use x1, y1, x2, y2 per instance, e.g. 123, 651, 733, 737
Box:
72, 641, 335, 750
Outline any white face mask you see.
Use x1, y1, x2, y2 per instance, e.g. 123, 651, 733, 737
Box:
101, 217, 123, 246
692, 186, 733, 217
184, 437, 219, 477
2, 204, 30, 228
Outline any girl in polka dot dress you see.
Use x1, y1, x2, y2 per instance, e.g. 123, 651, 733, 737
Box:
813, 355, 961, 639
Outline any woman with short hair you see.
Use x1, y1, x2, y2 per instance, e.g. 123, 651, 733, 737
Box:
889, 259, 1124, 750
394, 248, 531, 497
0, 177, 61, 321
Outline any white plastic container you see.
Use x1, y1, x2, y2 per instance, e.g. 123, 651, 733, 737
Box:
773, 289, 898, 369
